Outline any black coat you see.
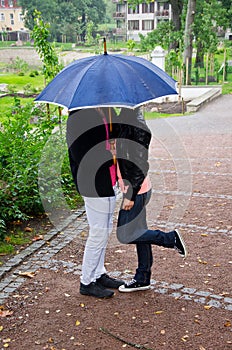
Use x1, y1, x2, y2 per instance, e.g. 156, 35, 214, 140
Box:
66, 108, 117, 197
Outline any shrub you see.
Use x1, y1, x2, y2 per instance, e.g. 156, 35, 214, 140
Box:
0, 99, 78, 240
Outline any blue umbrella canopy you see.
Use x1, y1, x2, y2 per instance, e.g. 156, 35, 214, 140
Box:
35, 52, 177, 111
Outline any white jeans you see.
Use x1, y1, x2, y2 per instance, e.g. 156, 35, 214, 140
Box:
81, 195, 116, 285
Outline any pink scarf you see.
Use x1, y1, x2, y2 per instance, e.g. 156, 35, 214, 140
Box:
103, 116, 117, 186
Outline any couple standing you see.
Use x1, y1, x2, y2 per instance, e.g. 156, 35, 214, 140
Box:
66, 107, 187, 298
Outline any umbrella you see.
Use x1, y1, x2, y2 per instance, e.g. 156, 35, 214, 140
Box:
35, 43, 177, 111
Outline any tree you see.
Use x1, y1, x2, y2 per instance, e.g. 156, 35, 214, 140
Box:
18, 0, 58, 30
183, 0, 196, 84
194, 0, 229, 69
19, 0, 106, 42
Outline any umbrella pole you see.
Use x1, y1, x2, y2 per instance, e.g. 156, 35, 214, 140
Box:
58, 106, 62, 123
109, 107, 112, 132
108, 107, 117, 165
46, 103, 50, 120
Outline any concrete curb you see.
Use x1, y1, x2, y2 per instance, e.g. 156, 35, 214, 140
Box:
186, 86, 222, 112
0, 208, 85, 281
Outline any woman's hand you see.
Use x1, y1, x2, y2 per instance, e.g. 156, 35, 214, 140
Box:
122, 198, 134, 211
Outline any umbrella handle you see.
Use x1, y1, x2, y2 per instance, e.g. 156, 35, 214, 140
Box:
103, 37, 107, 55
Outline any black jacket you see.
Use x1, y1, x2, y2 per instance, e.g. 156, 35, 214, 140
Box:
66, 108, 117, 197
116, 108, 151, 201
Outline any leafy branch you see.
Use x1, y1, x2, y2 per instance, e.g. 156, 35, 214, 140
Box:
31, 10, 63, 85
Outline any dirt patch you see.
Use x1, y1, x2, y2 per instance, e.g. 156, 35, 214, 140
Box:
0, 215, 53, 265
144, 101, 190, 114
1, 241, 232, 350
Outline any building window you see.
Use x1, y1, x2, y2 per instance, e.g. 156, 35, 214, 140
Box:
142, 20, 154, 31
128, 20, 139, 30
1, 0, 5, 7
142, 2, 154, 13
9, 0, 13, 7
19, 13, 23, 22
0, 12, 5, 21
128, 5, 139, 14
10, 13, 14, 25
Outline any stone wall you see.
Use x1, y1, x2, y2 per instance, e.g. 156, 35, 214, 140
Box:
0, 48, 41, 66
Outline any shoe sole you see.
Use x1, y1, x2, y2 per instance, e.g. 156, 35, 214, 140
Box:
175, 229, 188, 259
80, 290, 114, 298
118, 285, 150, 293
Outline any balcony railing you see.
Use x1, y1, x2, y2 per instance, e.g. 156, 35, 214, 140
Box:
155, 10, 169, 17
113, 12, 126, 18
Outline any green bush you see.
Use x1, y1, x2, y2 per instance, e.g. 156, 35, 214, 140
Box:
0, 98, 79, 240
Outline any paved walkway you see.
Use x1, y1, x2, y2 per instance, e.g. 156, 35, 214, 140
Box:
0, 95, 231, 314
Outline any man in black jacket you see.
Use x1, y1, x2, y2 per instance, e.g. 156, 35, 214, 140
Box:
66, 108, 124, 298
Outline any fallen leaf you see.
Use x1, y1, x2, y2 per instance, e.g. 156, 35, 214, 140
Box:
213, 263, 221, 267
224, 320, 231, 327
0, 310, 13, 318
195, 333, 202, 336
160, 330, 165, 335
18, 271, 35, 278
198, 259, 207, 264
215, 161, 221, 167
154, 310, 163, 314
75, 320, 81, 326
3, 339, 11, 343
64, 293, 70, 297
0, 325, 3, 331
201, 233, 208, 237
199, 346, 206, 350
80, 303, 85, 308
81, 231, 87, 237
181, 335, 189, 342
24, 227, 33, 232
204, 305, 212, 310
32, 235, 44, 241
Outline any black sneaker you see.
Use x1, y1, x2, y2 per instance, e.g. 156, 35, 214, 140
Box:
80, 282, 114, 298
174, 229, 187, 258
118, 279, 150, 292
96, 273, 125, 289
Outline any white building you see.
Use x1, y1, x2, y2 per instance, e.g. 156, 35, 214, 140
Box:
113, 0, 172, 41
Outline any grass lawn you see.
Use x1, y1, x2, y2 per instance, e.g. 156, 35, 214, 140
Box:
0, 72, 45, 92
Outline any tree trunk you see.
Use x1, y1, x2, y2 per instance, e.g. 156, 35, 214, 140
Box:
169, 0, 184, 50
195, 41, 204, 68
170, 0, 183, 31
183, 0, 196, 85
